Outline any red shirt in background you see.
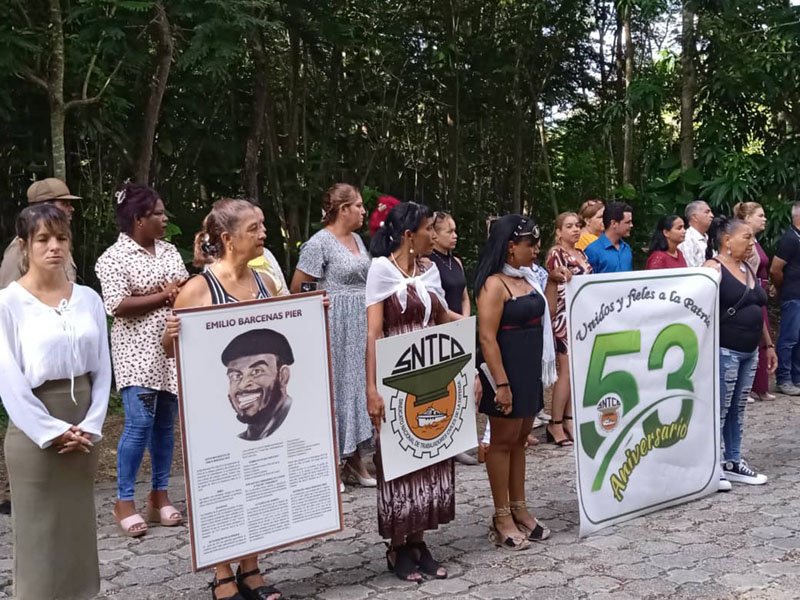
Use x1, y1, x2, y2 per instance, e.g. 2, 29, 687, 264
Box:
645, 249, 688, 270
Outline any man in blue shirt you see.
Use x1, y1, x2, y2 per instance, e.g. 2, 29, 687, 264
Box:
584, 201, 634, 273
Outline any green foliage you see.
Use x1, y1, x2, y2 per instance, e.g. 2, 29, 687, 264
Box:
0, 0, 798, 279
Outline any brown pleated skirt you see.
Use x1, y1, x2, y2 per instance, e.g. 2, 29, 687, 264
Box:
4, 375, 100, 600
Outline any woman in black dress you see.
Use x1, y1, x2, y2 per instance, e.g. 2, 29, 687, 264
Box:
475, 215, 571, 550
429, 211, 479, 465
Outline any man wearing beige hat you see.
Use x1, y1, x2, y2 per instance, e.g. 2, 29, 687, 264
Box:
0, 178, 79, 288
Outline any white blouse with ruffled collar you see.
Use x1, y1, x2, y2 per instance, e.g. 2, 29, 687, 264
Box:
0, 282, 111, 448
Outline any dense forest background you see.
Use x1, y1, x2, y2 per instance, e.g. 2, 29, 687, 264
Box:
1, 0, 799, 283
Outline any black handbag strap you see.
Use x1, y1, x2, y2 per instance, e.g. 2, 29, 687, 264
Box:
713, 257, 754, 321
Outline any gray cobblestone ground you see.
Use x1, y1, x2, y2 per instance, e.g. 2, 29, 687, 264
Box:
0, 395, 798, 599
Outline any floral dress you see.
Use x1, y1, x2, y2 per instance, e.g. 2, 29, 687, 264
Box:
296, 229, 373, 458
545, 246, 592, 354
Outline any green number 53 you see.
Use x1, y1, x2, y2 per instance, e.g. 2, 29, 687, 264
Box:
579, 323, 699, 459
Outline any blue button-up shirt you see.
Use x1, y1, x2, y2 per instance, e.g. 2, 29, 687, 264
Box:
584, 233, 633, 273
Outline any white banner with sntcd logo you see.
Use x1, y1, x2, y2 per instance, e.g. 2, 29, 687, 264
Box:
376, 317, 477, 482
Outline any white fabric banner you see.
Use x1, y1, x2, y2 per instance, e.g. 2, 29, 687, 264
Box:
376, 317, 477, 482
567, 268, 721, 536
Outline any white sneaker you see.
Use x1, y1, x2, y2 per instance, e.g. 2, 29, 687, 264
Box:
746, 395, 756, 404
538, 411, 552, 422
723, 460, 768, 485
776, 383, 800, 396
533, 417, 545, 429
718, 474, 732, 492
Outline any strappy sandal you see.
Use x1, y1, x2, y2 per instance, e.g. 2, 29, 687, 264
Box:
510, 501, 551, 542
208, 575, 245, 600
546, 421, 573, 447
146, 502, 182, 526
113, 505, 147, 538
563, 415, 574, 441
488, 507, 530, 551
408, 540, 447, 579
235, 566, 281, 600
386, 544, 423, 582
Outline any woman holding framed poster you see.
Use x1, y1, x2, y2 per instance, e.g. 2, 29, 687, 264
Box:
365, 201, 462, 582
163, 198, 281, 600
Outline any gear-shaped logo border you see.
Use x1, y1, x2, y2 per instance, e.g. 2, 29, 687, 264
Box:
388, 371, 468, 459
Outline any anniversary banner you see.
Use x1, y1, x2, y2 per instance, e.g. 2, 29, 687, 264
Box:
376, 317, 477, 482
567, 268, 721, 536
174, 292, 342, 570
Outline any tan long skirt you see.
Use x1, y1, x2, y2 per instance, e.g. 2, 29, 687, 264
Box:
4, 375, 100, 600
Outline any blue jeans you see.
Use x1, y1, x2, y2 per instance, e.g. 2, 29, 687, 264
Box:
776, 299, 800, 386
719, 348, 758, 463
117, 386, 178, 501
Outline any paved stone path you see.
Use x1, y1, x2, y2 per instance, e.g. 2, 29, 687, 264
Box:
0, 395, 798, 599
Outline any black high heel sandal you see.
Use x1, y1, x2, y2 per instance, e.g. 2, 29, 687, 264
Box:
386, 544, 423, 582
546, 420, 573, 447
564, 415, 574, 441
235, 566, 281, 600
208, 576, 246, 600
408, 540, 447, 579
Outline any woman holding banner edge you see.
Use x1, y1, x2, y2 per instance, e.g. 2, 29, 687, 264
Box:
703, 216, 776, 490
365, 201, 463, 582
475, 215, 571, 550
163, 199, 280, 600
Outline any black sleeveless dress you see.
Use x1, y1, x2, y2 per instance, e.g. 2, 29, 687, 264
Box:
479, 282, 545, 419
428, 249, 466, 314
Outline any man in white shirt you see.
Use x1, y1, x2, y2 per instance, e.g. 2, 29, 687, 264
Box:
679, 201, 714, 267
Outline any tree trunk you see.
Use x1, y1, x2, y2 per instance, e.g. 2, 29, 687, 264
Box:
512, 43, 523, 214
622, 7, 634, 186
134, 0, 173, 184
244, 33, 268, 202
535, 104, 559, 218
48, 0, 67, 180
680, 0, 696, 170
446, 0, 461, 210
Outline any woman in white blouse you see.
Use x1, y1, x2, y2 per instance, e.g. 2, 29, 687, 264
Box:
0, 203, 111, 600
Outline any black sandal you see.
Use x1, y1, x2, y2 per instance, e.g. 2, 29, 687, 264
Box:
386, 544, 423, 582
208, 575, 246, 600
408, 540, 447, 579
235, 567, 282, 600
546, 421, 573, 447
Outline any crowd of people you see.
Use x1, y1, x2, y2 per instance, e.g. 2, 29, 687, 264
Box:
0, 177, 797, 599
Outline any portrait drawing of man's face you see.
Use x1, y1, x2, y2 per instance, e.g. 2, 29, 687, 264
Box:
221, 328, 294, 441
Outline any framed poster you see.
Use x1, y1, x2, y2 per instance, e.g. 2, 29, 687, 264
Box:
174, 292, 342, 570
376, 317, 477, 482
567, 268, 720, 536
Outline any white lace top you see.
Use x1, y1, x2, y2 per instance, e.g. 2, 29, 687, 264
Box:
0, 282, 111, 448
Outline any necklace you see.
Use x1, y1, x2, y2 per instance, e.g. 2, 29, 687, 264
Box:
432, 248, 453, 270
213, 266, 257, 298
390, 252, 417, 278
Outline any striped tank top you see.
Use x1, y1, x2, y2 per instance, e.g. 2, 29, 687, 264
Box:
201, 267, 271, 305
